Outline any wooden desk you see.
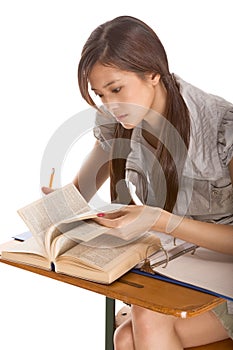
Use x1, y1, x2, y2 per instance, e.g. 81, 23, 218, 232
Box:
0, 258, 225, 349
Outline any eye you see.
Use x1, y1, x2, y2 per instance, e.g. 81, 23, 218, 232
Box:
112, 87, 121, 94
94, 92, 103, 98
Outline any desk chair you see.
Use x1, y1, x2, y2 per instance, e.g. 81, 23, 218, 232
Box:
189, 339, 233, 349
112, 300, 233, 350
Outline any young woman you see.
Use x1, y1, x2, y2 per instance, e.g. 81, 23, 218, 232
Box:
43, 15, 233, 348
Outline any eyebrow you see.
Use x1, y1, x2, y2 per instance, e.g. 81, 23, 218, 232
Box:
91, 79, 121, 91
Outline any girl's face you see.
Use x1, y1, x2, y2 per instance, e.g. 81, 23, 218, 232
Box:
89, 63, 166, 129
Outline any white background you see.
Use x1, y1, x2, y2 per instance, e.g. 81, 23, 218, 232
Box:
0, 1, 232, 349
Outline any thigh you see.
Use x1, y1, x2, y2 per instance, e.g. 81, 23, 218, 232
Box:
175, 310, 229, 348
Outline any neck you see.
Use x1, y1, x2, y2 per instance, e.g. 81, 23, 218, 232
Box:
144, 81, 167, 128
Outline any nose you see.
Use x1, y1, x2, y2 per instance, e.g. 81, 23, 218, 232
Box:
103, 101, 119, 116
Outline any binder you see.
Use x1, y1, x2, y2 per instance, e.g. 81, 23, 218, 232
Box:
133, 247, 233, 302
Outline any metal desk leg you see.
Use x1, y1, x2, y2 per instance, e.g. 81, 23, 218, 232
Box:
105, 297, 115, 350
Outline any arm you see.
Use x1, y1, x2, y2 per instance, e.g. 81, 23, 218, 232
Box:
96, 159, 233, 255
151, 159, 233, 254
73, 140, 110, 201
42, 140, 110, 201
156, 211, 233, 255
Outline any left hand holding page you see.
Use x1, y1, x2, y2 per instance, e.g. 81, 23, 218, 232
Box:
94, 205, 163, 240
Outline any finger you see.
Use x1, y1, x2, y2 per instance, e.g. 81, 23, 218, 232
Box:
41, 186, 55, 195
94, 216, 124, 228
97, 210, 127, 220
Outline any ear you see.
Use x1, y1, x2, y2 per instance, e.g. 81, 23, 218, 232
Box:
150, 73, 161, 86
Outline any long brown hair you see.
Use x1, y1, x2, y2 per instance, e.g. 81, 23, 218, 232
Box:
78, 16, 190, 212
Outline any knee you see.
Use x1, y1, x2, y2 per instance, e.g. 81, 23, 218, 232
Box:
131, 305, 157, 326
131, 305, 176, 331
131, 304, 151, 321
114, 319, 133, 350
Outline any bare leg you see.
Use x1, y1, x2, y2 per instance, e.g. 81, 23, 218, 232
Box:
175, 309, 229, 348
114, 318, 135, 350
131, 305, 183, 350
114, 305, 229, 350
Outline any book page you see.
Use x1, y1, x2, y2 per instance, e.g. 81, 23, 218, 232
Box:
60, 203, 125, 224
58, 220, 110, 242
45, 216, 108, 256
0, 237, 50, 269
58, 232, 161, 270
50, 220, 109, 259
0, 236, 47, 259
17, 183, 91, 245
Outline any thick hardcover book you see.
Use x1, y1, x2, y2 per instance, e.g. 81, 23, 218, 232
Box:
0, 184, 161, 284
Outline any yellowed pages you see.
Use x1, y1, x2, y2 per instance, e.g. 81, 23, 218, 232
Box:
0, 237, 50, 270
55, 232, 161, 284
17, 183, 91, 246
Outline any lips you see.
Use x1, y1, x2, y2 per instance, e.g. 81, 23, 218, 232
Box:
115, 114, 128, 121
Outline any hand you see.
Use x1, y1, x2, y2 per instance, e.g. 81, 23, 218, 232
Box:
41, 186, 55, 195
94, 205, 163, 240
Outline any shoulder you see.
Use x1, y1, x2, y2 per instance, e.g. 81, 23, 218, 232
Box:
93, 108, 117, 152
176, 75, 233, 179
175, 74, 233, 119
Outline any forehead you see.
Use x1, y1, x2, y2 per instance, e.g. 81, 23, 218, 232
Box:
89, 62, 136, 88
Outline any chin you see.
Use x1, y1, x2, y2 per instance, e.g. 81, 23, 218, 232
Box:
121, 122, 135, 129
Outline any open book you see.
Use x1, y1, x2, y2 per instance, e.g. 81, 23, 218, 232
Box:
0, 183, 161, 284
